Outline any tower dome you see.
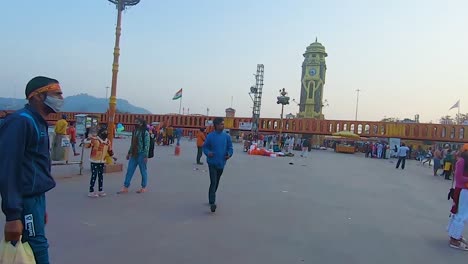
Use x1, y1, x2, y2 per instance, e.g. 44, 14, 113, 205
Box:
304, 38, 328, 57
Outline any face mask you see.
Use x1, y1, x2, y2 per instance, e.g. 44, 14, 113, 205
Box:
44, 95, 64, 113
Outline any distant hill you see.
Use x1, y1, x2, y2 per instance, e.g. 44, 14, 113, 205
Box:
0, 93, 151, 114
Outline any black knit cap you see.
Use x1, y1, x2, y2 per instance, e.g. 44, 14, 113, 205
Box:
25, 76, 59, 99
98, 127, 108, 135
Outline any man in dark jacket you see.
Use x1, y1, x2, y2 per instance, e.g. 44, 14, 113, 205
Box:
301, 138, 311, 157
0, 76, 63, 264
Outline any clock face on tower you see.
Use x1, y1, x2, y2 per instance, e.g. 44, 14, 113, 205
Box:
309, 68, 317, 76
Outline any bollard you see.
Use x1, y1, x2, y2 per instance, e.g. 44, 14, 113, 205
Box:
175, 144, 181, 156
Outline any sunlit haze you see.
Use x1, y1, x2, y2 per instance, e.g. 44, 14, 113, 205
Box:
1, 0, 467, 123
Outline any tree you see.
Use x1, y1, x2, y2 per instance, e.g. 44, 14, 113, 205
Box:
440, 115, 454, 125
381, 117, 399, 122
455, 113, 468, 125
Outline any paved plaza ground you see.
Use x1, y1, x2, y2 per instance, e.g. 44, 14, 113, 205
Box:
4, 138, 468, 263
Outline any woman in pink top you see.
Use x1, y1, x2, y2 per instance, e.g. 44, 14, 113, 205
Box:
447, 144, 468, 250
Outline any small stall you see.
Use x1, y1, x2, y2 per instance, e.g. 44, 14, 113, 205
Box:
330, 131, 361, 154
335, 144, 356, 153
75, 114, 100, 136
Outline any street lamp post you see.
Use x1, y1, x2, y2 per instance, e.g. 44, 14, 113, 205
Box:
277, 88, 290, 138
106, 0, 140, 144
105, 86, 110, 101
355, 89, 361, 121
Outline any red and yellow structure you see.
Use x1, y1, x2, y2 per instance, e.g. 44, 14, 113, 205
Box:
1, 111, 465, 143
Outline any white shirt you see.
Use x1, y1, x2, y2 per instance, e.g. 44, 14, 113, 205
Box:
397, 146, 410, 157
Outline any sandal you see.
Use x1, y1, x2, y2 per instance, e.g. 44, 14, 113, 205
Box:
136, 188, 146, 194
117, 187, 129, 194
449, 241, 468, 251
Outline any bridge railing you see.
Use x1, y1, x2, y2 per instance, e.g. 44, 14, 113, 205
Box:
1, 110, 466, 143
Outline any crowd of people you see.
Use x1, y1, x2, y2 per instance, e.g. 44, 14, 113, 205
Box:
241, 133, 312, 157
1, 76, 468, 264
0, 77, 234, 263
363, 142, 391, 159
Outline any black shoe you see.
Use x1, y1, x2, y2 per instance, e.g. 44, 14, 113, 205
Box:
210, 204, 217, 212
197, 162, 204, 165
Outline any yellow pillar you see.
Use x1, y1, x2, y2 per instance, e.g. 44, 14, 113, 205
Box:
107, 4, 123, 145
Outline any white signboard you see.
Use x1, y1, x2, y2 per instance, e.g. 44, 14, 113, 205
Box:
61, 138, 70, 147
75, 114, 87, 136
239, 122, 253, 130
389, 138, 401, 157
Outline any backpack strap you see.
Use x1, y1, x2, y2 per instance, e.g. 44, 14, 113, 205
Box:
19, 112, 40, 142
141, 129, 146, 151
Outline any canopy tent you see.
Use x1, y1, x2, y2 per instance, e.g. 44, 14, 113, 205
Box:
332, 131, 361, 139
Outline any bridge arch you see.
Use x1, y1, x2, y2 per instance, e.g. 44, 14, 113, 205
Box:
364, 124, 370, 135
441, 127, 447, 138
450, 127, 456, 139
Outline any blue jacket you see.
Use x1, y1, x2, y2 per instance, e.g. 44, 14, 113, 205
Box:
203, 131, 233, 169
0, 105, 56, 221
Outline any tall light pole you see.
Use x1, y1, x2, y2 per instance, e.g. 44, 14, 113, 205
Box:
355, 89, 361, 121
248, 64, 264, 141
106, 0, 140, 144
277, 88, 290, 138
105, 86, 110, 101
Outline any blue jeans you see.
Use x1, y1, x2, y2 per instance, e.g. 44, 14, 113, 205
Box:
208, 165, 224, 205
22, 194, 49, 264
124, 153, 148, 188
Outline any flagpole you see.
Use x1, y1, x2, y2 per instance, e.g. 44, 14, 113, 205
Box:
179, 97, 182, 115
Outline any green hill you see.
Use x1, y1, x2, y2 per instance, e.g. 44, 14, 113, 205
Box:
0, 93, 151, 114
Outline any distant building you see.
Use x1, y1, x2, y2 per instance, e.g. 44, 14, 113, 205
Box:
225, 108, 236, 118
399, 115, 420, 123
400, 118, 418, 123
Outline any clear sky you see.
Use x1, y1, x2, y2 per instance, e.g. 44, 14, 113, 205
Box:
1, 0, 467, 123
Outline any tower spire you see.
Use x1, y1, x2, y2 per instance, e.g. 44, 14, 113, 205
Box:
315, 37, 318, 42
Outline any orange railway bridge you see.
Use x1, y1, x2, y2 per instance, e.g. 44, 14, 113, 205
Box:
1, 111, 466, 143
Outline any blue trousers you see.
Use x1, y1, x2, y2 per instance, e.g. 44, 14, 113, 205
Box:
208, 165, 224, 205
124, 153, 148, 188
396, 156, 406, 169
22, 194, 49, 264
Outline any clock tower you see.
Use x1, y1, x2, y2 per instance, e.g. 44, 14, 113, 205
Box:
298, 38, 327, 119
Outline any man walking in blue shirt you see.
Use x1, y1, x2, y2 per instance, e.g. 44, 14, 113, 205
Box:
203, 117, 233, 212
396, 143, 410, 170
